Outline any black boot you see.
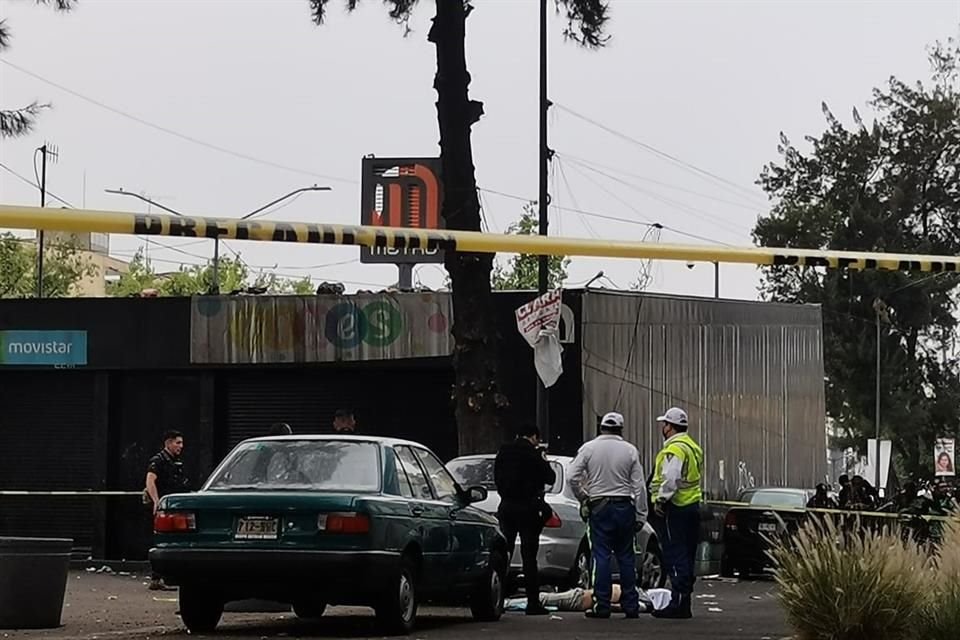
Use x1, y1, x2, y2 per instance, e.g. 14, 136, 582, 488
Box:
652, 594, 692, 619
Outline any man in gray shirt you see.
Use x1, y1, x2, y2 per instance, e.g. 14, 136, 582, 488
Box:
567, 412, 648, 619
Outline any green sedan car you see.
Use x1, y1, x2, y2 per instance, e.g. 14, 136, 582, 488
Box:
149, 435, 508, 635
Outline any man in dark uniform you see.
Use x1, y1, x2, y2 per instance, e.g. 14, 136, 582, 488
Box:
494, 423, 556, 615
144, 430, 190, 590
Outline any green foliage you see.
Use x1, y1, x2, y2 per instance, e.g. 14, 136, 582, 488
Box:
0, 233, 95, 298
752, 40, 960, 476
770, 515, 931, 640
491, 202, 570, 291
0, 1, 76, 138
107, 248, 318, 297
920, 516, 960, 640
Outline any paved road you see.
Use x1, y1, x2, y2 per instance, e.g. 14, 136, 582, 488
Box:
3, 571, 791, 640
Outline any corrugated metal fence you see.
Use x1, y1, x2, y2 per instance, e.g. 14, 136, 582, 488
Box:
580, 291, 825, 497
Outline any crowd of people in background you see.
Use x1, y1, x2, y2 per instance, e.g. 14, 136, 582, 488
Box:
806, 473, 959, 517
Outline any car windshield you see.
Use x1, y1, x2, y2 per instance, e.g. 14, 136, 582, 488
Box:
206, 440, 380, 493
446, 458, 563, 494
742, 490, 807, 508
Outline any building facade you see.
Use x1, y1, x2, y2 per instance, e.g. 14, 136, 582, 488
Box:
0, 290, 825, 559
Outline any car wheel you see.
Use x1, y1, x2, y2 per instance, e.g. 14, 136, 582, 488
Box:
375, 556, 418, 635
293, 600, 327, 619
638, 542, 666, 589
178, 585, 223, 634
470, 550, 505, 622
572, 543, 592, 589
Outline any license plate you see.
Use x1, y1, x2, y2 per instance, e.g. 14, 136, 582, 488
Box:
235, 516, 279, 540
758, 522, 777, 533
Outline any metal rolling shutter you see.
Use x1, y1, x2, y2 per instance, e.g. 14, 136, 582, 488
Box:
0, 371, 97, 551
224, 366, 458, 460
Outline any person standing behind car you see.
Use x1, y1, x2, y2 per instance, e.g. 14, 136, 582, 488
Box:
494, 423, 556, 616
567, 412, 647, 620
649, 407, 703, 620
144, 430, 190, 590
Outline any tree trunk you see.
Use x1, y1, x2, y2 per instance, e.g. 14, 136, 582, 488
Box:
429, 0, 508, 454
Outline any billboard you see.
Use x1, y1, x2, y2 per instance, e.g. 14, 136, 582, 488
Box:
935, 438, 956, 477
360, 157, 444, 264
0, 330, 87, 366
190, 293, 453, 364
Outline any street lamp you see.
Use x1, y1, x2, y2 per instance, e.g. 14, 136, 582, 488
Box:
106, 186, 331, 293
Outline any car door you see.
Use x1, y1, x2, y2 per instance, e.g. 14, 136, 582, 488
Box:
413, 447, 488, 590
394, 445, 454, 595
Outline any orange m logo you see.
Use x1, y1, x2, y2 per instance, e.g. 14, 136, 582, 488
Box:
370, 162, 442, 230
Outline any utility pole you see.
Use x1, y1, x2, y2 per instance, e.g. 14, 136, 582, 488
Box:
536, 0, 551, 445
873, 298, 890, 494
35, 143, 58, 298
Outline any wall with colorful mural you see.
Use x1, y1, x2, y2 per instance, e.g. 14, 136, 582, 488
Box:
190, 293, 453, 364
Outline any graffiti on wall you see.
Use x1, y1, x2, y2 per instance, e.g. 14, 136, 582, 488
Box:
190, 293, 453, 364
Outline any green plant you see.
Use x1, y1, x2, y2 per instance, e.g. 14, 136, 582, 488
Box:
769, 515, 931, 640
920, 516, 960, 640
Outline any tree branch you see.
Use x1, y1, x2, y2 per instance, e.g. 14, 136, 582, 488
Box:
0, 102, 49, 139
556, 0, 610, 48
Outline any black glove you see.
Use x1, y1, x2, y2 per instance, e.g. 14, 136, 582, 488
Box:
654, 499, 667, 517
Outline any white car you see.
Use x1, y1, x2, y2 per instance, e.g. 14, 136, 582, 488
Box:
446, 454, 666, 591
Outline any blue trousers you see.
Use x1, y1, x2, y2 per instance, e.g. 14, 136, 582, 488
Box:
658, 502, 700, 609
588, 500, 639, 615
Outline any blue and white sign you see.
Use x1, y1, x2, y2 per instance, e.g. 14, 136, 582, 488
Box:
0, 331, 88, 366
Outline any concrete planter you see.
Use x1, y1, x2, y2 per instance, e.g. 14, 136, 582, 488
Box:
0, 537, 72, 629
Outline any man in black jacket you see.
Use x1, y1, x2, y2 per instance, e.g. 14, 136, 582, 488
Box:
494, 423, 557, 615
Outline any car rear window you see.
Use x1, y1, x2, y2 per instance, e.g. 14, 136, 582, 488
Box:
206, 440, 381, 493
742, 490, 807, 508
446, 458, 563, 494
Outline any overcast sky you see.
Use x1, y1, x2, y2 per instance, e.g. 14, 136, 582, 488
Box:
1, 0, 957, 299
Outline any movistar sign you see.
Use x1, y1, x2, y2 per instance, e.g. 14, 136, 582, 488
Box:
0, 331, 88, 366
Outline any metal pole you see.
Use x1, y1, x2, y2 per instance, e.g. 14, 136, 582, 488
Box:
36, 145, 48, 298
875, 308, 881, 494
714, 261, 719, 298
536, 0, 550, 445
397, 264, 414, 291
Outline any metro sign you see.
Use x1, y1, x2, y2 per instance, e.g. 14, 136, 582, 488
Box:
360, 157, 444, 264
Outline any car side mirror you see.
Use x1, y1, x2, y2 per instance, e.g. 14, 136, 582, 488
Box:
464, 485, 488, 504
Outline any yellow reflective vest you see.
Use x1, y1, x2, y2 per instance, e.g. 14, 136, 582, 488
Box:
650, 433, 703, 507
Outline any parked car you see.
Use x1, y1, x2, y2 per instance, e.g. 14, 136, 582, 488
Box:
720, 486, 813, 578
150, 436, 508, 635
446, 453, 665, 591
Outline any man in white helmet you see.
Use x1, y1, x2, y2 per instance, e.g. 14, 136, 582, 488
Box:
567, 412, 647, 619
649, 407, 703, 620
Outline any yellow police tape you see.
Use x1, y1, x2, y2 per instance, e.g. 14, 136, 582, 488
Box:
705, 500, 954, 523
4, 204, 960, 270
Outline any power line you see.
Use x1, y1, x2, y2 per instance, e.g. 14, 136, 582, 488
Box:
563, 160, 744, 241
557, 151, 764, 211
563, 156, 749, 237
0, 160, 73, 208
553, 102, 767, 204
1, 59, 356, 185
555, 156, 599, 238
478, 186, 726, 245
